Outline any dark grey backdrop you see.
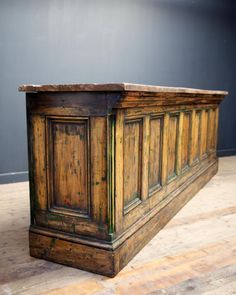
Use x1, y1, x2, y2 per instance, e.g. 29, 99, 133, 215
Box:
0, 0, 235, 183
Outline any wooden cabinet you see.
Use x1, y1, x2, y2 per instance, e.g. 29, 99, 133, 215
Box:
19, 83, 227, 277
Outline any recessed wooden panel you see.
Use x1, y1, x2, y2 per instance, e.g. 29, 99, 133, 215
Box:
192, 111, 201, 163
149, 116, 163, 192
167, 114, 179, 181
123, 118, 142, 212
200, 109, 209, 159
47, 118, 90, 217
181, 112, 191, 170
208, 109, 217, 152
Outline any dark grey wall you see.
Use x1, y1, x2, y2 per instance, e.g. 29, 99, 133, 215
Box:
0, 0, 235, 183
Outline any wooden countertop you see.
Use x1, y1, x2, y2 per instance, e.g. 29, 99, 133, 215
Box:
18, 83, 228, 96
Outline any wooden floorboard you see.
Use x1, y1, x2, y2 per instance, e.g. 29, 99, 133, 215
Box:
0, 156, 236, 295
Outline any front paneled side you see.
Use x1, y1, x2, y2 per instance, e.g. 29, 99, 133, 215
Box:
115, 104, 220, 237
123, 118, 143, 213
47, 117, 90, 217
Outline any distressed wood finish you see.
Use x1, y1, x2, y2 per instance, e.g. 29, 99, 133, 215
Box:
20, 83, 227, 277
47, 117, 89, 216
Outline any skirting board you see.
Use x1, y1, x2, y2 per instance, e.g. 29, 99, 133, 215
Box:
29, 160, 218, 277
217, 148, 236, 157
0, 171, 28, 184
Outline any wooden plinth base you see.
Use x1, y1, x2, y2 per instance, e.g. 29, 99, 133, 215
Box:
29, 160, 218, 277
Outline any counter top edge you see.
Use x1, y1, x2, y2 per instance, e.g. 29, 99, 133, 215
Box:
18, 83, 228, 96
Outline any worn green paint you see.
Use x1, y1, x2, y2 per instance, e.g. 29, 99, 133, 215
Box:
46, 213, 63, 222
168, 172, 177, 182
79, 133, 85, 141
50, 237, 56, 248
91, 181, 100, 186
124, 191, 141, 207
101, 176, 106, 182
98, 207, 104, 232
72, 223, 76, 233
108, 114, 115, 235
43, 237, 57, 258
27, 115, 40, 225
31, 187, 41, 215
27, 112, 35, 225
29, 171, 37, 223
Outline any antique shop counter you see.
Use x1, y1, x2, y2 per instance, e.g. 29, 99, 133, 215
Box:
19, 83, 227, 276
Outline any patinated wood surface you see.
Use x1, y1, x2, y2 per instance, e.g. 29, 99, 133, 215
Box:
20, 83, 227, 276
1, 157, 236, 294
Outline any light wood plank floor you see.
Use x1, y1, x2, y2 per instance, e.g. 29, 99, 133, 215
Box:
0, 156, 236, 295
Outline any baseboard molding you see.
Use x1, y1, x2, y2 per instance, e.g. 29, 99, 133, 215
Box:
0, 171, 28, 184
217, 148, 236, 157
